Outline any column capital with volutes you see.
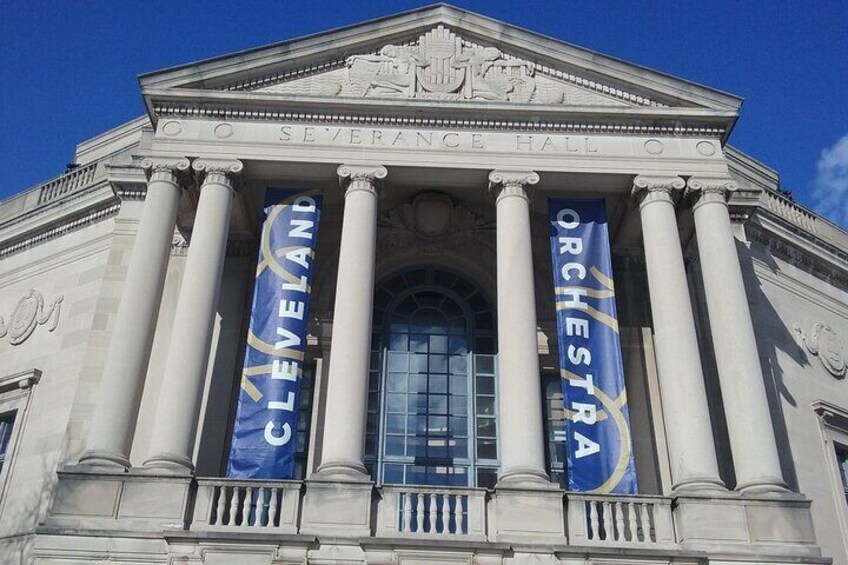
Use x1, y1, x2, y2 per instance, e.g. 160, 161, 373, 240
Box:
337, 163, 388, 196
488, 170, 540, 202
192, 158, 244, 190
632, 175, 685, 208
141, 156, 191, 187
686, 177, 739, 208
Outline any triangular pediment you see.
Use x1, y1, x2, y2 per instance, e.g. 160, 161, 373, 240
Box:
140, 4, 742, 133
249, 26, 632, 108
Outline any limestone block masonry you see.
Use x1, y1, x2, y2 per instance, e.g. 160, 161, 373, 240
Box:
0, 4, 843, 565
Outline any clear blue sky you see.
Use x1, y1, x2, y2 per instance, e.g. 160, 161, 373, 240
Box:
1, 1, 846, 225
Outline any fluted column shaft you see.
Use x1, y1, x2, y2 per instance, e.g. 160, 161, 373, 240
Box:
143, 158, 243, 473
80, 157, 188, 468
315, 164, 387, 481
633, 176, 725, 493
489, 170, 550, 487
688, 177, 787, 493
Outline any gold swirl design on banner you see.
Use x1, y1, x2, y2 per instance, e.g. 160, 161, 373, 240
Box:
240, 191, 319, 404
555, 266, 619, 333
561, 369, 632, 494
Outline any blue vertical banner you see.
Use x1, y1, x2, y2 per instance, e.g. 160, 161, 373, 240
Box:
226, 189, 322, 479
548, 198, 637, 494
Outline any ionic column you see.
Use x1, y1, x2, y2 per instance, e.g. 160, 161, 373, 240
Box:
632, 175, 725, 493
489, 170, 550, 487
687, 177, 787, 494
314, 164, 387, 481
80, 157, 189, 469
143, 158, 243, 473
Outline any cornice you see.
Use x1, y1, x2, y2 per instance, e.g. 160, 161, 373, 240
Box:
0, 369, 42, 394
813, 399, 848, 430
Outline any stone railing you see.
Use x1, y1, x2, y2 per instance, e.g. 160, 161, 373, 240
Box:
760, 189, 818, 235
190, 478, 301, 534
376, 485, 487, 540
566, 493, 675, 547
36, 162, 101, 206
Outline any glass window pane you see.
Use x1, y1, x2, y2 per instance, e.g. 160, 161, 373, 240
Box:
389, 334, 408, 351
409, 373, 428, 393
450, 416, 468, 435
408, 393, 427, 412
475, 337, 495, 354
387, 414, 405, 434
407, 436, 426, 457
477, 438, 497, 459
476, 417, 496, 438
428, 438, 448, 459
429, 374, 447, 394
450, 375, 468, 394
476, 396, 495, 416
450, 355, 468, 374
450, 395, 468, 415
477, 468, 498, 489
475, 355, 495, 375
429, 355, 448, 373
410, 354, 428, 373
386, 435, 405, 456
410, 333, 428, 353
429, 394, 447, 414
388, 352, 408, 372
384, 463, 405, 484
408, 415, 427, 433
451, 438, 468, 458
430, 335, 448, 354
476, 376, 495, 395
387, 393, 406, 413
387, 372, 407, 393
449, 337, 468, 355
408, 465, 427, 485
428, 416, 447, 433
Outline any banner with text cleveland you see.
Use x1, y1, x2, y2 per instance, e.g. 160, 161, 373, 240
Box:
227, 189, 321, 479
548, 198, 637, 494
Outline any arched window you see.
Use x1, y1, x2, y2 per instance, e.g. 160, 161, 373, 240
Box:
365, 267, 499, 488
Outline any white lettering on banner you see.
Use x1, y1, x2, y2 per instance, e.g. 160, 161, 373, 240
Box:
265, 199, 318, 448
557, 208, 601, 459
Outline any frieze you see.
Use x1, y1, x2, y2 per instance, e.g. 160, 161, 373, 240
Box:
0, 289, 63, 346
795, 322, 846, 379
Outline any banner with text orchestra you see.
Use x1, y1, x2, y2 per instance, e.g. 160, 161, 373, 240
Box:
226, 189, 321, 479
548, 198, 637, 494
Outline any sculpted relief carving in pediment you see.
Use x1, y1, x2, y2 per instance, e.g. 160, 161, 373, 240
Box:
256, 26, 631, 107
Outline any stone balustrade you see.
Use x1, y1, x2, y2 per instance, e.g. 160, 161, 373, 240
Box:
566, 493, 675, 547
36, 162, 101, 206
191, 478, 301, 534
376, 485, 487, 540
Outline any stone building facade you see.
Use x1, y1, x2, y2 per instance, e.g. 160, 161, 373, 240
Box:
0, 5, 846, 564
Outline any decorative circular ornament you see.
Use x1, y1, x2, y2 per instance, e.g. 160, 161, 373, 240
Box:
161, 121, 182, 137
9, 290, 41, 345
413, 192, 453, 238
813, 324, 845, 378
644, 139, 664, 155
214, 123, 234, 139
696, 140, 717, 157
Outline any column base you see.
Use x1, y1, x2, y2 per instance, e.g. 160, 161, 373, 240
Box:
141, 452, 195, 475
496, 466, 557, 490
672, 475, 728, 495
737, 477, 791, 496
77, 450, 131, 471
312, 459, 372, 483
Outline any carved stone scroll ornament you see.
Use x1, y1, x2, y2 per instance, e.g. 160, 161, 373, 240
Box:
795, 322, 846, 379
0, 289, 64, 346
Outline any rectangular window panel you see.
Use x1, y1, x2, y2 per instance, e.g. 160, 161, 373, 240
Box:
0, 412, 16, 475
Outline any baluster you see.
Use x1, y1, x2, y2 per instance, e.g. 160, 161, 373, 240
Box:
438, 494, 448, 534
614, 501, 625, 541
416, 493, 425, 533
457, 496, 465, 535
402, 493, 413, 533
602, 501, 613, 541
254, 487, 265, 527
241, 487, 253, 526
267, 487, 279, 528
626, 502, 637, 542
213, 486, 227, 526
228, 486, 240, 525
588, 501, 600, 540
429, 493, 437, 534
640, 503, 652, 543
